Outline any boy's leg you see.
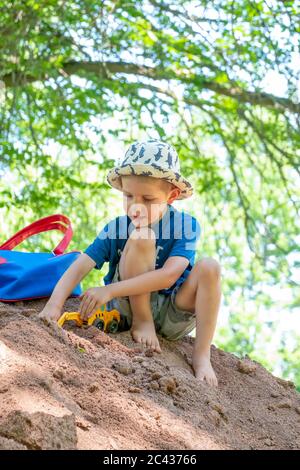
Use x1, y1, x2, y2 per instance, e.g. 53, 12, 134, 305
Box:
118, 227, 161, 353
173, 257, 222, 386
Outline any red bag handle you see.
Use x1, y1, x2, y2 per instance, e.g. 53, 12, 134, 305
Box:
0, 214, 73, 255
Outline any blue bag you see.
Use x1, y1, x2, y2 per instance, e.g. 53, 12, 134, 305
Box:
0, 214, 82, 302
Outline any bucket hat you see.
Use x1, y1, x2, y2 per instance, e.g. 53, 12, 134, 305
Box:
106, 139, 194, 200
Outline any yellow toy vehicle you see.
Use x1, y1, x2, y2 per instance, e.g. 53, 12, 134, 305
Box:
57, 305, 121, 333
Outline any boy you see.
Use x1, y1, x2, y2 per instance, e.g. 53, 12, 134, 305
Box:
39, 140, 222, 386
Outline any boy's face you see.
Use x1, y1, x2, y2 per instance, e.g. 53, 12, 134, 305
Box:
121, 175, 180, 229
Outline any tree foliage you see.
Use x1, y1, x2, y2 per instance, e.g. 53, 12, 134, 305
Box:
0, 0, 299, 386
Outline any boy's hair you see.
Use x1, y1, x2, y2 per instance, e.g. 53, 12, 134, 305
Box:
120, 175, 178, 196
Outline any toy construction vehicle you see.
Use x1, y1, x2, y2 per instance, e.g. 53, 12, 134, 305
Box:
57, 304, 121, 333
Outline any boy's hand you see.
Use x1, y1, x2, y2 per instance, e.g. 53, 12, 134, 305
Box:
79, 285, 113, 321
38, 303, 62, 323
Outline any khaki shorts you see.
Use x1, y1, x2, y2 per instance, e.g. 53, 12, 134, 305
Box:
106, 262, 196, 341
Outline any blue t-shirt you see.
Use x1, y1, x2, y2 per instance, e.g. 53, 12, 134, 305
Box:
83, 203, 201, 295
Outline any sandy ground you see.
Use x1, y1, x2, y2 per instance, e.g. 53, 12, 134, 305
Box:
0, 297, 299, 450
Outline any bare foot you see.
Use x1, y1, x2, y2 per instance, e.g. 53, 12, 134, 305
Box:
192, 352, 218, 387
131, 320, 162, 353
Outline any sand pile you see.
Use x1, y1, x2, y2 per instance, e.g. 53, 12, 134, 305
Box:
0, 298, 299, 450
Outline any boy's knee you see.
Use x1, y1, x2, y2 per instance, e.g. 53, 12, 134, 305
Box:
197, 258, 221, 280
126, 229, 156, 268
128, 227, 156, 245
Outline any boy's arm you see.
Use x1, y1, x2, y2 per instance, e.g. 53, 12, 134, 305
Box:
39, 253, 96, 320
108, 256, 188, 298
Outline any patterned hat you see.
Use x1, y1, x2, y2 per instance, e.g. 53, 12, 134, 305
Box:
106, 139, 194, 200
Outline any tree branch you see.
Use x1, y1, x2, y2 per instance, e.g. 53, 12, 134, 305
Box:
2, 60, 299, 114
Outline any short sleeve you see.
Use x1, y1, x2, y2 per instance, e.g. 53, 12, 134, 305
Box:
168, 216, 201, 262
83, 221, 112, 270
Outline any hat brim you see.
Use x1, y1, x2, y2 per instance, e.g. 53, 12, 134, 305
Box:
106, 163, 193, 200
